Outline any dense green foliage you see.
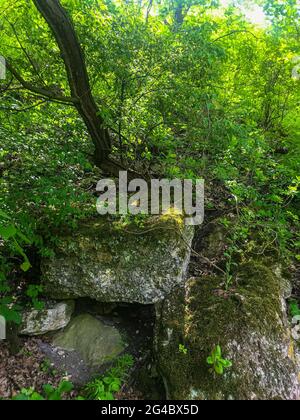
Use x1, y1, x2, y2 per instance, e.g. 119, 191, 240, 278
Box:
0, 1, 299, 325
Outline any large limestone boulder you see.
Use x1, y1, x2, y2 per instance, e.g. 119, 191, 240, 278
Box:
42, 217, 194, 304
155, 261, 300, 400
52, 314, 125, 368
20, 301, 74, 336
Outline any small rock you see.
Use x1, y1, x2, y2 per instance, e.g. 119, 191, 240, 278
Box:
20, 301, 74, 336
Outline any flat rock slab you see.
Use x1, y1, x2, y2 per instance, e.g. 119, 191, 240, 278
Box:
52, 314, 125, 368
41, 217, 194, 304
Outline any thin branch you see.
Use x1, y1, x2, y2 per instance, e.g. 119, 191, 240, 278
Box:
146, 0, 153, 23
5, 60, 79, 104
0, 76, 13, 95
0, 99, 48, 113
6, 19, 46, 86
212, 30, 258, 42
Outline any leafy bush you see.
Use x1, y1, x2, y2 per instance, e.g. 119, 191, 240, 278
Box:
0, 211, 32, 325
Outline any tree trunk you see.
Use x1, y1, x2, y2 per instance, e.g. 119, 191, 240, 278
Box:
33, 0, 111, 164
174, 1, 184, 25
6, 323, 22, 356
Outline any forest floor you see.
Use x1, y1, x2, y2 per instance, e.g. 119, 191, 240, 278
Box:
0, 338, 64, 399
0, 337, 147, 400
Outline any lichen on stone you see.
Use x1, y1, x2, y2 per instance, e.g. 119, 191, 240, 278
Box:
41, 216, 194, 305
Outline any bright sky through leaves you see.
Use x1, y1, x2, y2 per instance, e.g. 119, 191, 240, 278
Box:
219, 0, 268, 26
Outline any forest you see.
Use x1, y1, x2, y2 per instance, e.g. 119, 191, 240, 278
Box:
0, 0, 299, 402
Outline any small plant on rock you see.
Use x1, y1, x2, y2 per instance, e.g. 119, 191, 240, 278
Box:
207, 345, 232, 375
289, 299, 300, 318
179, 344, 188, 355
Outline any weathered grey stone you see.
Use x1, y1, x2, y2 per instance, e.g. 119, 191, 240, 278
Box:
42, 217, 194, 304
52, 314, 125, 368
20, 301, 74, 336
155, 261, 300, 400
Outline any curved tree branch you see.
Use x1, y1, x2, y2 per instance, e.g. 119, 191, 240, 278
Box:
0, 99, 48, 113
5, 60, 78, 104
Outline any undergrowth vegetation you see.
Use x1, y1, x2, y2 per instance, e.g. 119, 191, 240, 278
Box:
12, 354, 134, 401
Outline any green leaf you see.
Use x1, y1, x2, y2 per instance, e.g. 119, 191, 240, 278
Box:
0, 297, 13, 305
30, 392, 45, 401
289, 300, 300, 317
102, 392, 114, 401
214, 345, 222, 359
21, 260, 31, 272
58, 380, 73, 394
215, 363, 224, 375
221, 359, 232, 368
0, 305, 22, 324
43, 384, 54, 397
13, 394, 30, 401
26, 285, 43, 299
0, 210, 10, 220
103, 376, 113, 385
0, 224, 17, 240
48, 392, 60, 401
33, 300, 45, 310
109, 380, 121, 392
16, 230, 32, 245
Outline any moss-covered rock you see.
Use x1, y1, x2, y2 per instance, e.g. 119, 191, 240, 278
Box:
52, 314, 125, 368
155, 261, 300, 400
41, 217, 194, 304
